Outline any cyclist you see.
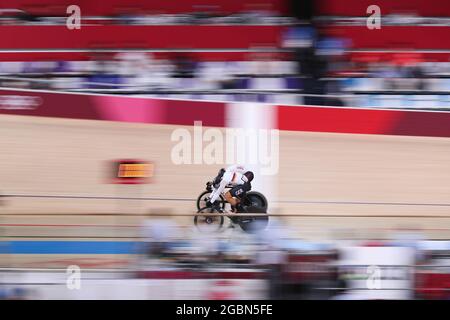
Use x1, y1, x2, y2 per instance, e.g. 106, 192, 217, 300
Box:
206, 165, 254, 213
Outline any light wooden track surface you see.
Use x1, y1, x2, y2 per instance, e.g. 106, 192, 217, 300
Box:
0, 114, 449, 249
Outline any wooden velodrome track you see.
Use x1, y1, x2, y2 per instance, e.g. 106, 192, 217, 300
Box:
0, 113, 449, 266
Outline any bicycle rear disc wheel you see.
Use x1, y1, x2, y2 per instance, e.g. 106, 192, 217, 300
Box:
238, 206, 268, 233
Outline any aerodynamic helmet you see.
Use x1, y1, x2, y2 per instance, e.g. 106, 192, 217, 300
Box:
242, 171, 254, 183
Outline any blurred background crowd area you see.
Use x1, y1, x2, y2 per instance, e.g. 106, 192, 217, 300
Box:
1, 218, 449, 299
0, 0, 450, 300
133, 218, 450, 299
0, 0, 449, 109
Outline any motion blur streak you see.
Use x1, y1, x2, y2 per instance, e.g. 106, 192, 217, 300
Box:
0, 0, 449, 300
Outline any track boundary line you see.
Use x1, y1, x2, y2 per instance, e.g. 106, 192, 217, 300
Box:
1, 213, 449, 218
3, 194, 450, 207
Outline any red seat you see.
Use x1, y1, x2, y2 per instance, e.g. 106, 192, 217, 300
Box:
0, 25, 285, 50
317, 0, 450, 17
0, 0, 288, 16
326, 26, 450, 49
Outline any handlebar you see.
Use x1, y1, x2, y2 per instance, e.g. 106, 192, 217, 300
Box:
206, 181, 234, 191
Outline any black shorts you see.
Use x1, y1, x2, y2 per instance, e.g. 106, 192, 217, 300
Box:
229, 183, 251, 199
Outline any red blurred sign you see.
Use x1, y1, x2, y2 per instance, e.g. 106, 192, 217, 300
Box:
111, 159, 153, 184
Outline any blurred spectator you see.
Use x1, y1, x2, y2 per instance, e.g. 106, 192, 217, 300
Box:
172, 54, 197, 78
86, 53, 122, 90
283, 24, 316, 50
197, 61, 235, 90
140, 217, 179, 259
254, 244, 288, 299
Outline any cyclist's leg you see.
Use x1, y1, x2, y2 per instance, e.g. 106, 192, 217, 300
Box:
226, 185, 246, 212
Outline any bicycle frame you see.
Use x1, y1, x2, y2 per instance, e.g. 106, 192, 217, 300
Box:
205, 181, 234, 192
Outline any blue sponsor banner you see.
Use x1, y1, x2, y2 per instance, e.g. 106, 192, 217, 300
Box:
0, 241, 139, 254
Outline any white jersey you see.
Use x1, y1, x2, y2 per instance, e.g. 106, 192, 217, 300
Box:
209, 164, 248, 203
223, 164, 247, 185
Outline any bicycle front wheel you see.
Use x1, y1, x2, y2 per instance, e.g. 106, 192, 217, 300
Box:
194, 206, 225, 233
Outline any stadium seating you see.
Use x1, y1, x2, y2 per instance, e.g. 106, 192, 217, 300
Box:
0, 0, 448, 109
0, 0, 289, 16
317, 0, 450, 17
